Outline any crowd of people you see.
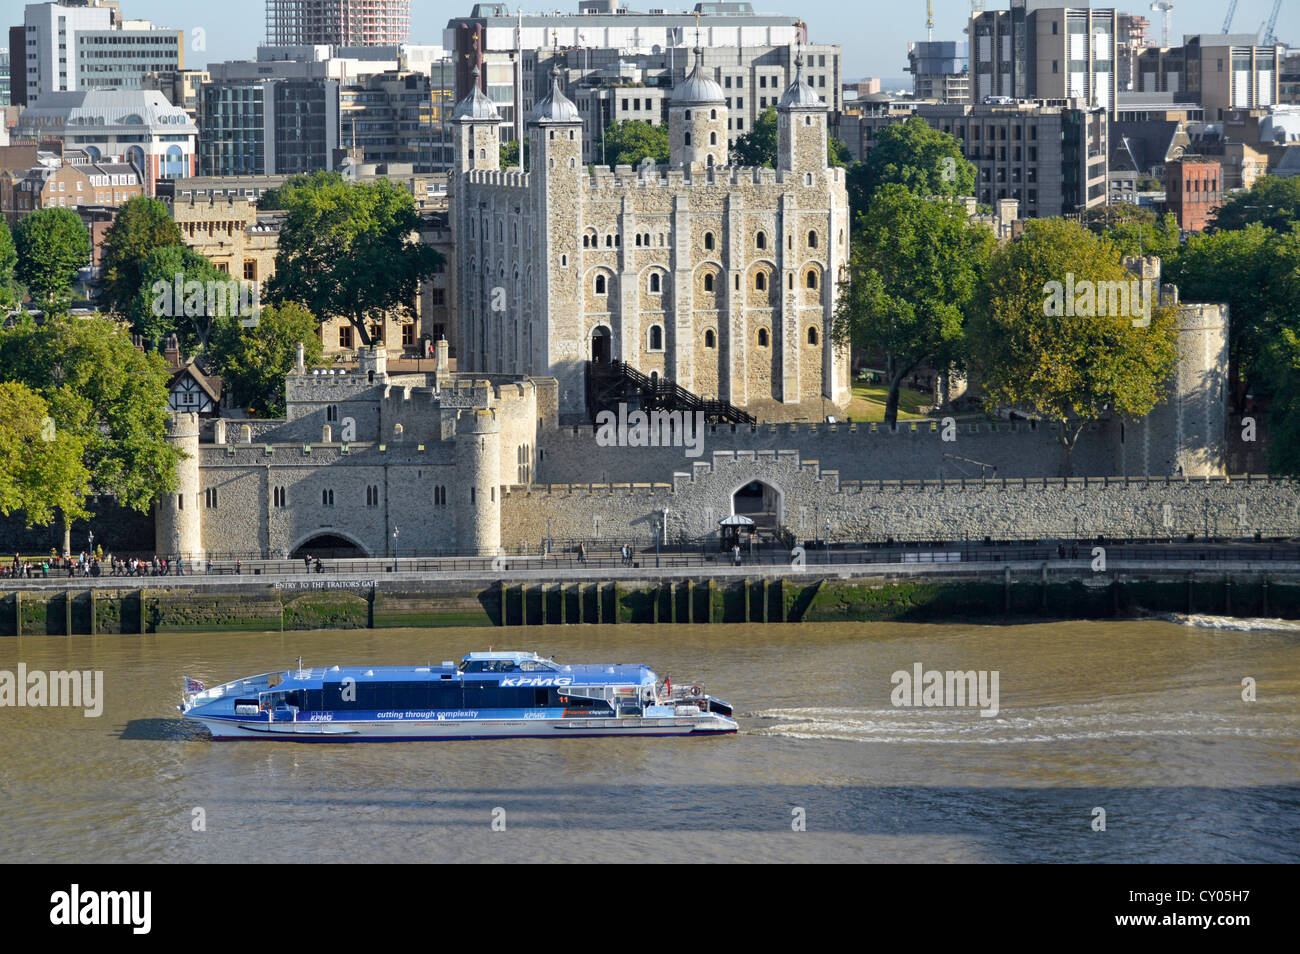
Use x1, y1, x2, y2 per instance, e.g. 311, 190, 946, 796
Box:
3, 551, 186, 579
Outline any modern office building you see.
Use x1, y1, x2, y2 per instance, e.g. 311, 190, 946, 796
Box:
16, 2, 183, 102
968, 3, 1120, 116
842, 97, 1108, 218
199, 78, 340, 177
906, 41, 970, 104
0, 49, 10, 106
265, 0, 411, 48
13, 88, 195, 194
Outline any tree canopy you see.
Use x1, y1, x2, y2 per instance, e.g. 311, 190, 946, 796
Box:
208, 301, 322, 417
1210, 176, 1300, 232
0, 219, 17, 306
597, 119, 668, 167
0, 314, 182, 524
98, 196, 184, 317
130, 243, 250, 353
265, 172, 442, 348
13, 207, 91, 314
968, 218, 1179, 476
0, 380, 90, 529
847, 116, 975, 218
500, 137, 529, 169
832, 185, 995, 426
1083, 204, 1181, 261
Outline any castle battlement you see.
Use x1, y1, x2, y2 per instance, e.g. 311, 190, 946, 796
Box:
558, 418, 1105, 441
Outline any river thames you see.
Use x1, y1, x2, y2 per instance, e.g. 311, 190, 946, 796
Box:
2, 618, 1297, 863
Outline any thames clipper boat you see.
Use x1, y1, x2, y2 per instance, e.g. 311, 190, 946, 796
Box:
180, 651, 737, 741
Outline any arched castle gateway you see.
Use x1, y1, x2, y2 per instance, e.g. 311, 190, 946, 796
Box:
453, 53, 852, 419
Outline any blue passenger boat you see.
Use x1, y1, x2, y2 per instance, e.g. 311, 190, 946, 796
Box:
180, 650, 737, 740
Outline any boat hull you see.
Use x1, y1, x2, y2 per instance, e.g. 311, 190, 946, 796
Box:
187, 714, 738, 741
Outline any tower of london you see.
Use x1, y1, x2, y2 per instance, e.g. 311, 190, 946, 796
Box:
453, 51, 853, 419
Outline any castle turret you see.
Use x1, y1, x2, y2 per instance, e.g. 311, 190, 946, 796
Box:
452, 66, 504, 174
668, 48, 728, 171
156, 412, 203, 564
454, 407, 501, 555
777, 52, 828, 178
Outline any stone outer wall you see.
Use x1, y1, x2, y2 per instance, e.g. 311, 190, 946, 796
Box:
502, 451, 1300, 548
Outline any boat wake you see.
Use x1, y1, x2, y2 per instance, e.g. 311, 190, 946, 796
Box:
1165, 613, 1300, 633
746, 705, 1291, 744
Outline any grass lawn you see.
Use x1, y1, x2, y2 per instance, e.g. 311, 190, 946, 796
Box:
842, 380, 933, 423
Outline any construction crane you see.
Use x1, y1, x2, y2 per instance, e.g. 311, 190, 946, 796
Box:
1150, 1, 1174, 47
1222, 0, 1238, 34
1260, 0, 1283, 46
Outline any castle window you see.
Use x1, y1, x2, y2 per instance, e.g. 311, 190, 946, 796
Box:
710, 108, 717, 119
648, 324, 664, 350
805, 116, 812, 126
703, 273, 714, 292
635, 234, 642, 247
583, 234, 590, 247
788, 273, 794, 290
684, 132, 692, 146
434, 486, 447, 506
806, 270, 818, 289
322, 489, 334, 507
326, 404, 338, 422
366, 485, 380, 507
605, 234, 613, 247
479, 149, 486, 159
805, 173, 813, 186
756, 231, 766, 249
338, 325, 353, 349
549, 130, 555, 140
808, 230, 818, 248
704, 329, 716, 348
704, 231, 714, 250
274, 486, 286, 508
757, 328, 769, 347
561, 254, 568, 267
649, 272, 661, 293
595, 274, 607, 294
205, 487, 218, 508
808, 326, 819, 345
709, 132, 717, 145
569, 130, 574, 140
735, 274, 740, 290
755, 272, 766, 291
684, 110, 691, 120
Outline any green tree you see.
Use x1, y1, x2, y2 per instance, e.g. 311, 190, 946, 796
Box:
131, 243, 247, 353
0, 219, 17, 306
730, 106, 853, 170
99, 196, 184, 318
0, 314, 182, 549
0, 380, 90, 528
208, 301, 323, 417
1259, 328, 1300, 476
832, 185, 995, 426
1083, 204, 1181, 260
13, 208, 91, 314
597, 119, 669, 167
1164, 223, 1295, 404
1210, 175, 1300, 232
968, 218, 1179, 476
848, 116, 975, 217
265, 172, 442, 348
500, 137, 530, 168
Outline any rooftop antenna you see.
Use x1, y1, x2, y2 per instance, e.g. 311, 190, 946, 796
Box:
928, 0, 934, 42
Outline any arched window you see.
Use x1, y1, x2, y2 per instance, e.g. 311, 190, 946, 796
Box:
710, 108, 717, 119
709, 132, 717, 145
684, 132, 692, 146
808, 230, 818, 248
755, 272, 766, 291
583, 234, 590, 247
806, 270, 819, 289
704, 329, 716, 348
704, 231, 715, 251
788, 273, 794, 290
703, 273, 714, 292
684, 109, 692, 120
648, 325, 663, 350
479, 148, 486, 159
756, 231, 766, 249
757, 328, 769, 347
649, 272, 660, 293
605, 234, 613, 247
807, 326, 819, 345
595, 274, 606, 294
635, 234, 642, 246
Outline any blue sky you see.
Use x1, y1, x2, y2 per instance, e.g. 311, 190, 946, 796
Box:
57, 0, 1299, 82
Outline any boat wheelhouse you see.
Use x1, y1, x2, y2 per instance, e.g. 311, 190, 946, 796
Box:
180, 650, 736, 741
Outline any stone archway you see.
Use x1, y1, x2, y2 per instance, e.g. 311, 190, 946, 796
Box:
731, 479, 782, 530
289, 532, 370, 559
591, 325, 612, 364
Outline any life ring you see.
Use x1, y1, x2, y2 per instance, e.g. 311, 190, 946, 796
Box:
691, 684, 704, 697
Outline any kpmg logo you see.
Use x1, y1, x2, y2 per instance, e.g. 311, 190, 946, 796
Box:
500, 676, 573, 687
594, 403, 706, 458
50, 885, 151, 934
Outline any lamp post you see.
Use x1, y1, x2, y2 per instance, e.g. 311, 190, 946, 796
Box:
655, 516, 661, 568
392, 525, 400, 573
825, 519, 831, 565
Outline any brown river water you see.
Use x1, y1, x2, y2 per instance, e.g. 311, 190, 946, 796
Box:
1, 617, 1298, 863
